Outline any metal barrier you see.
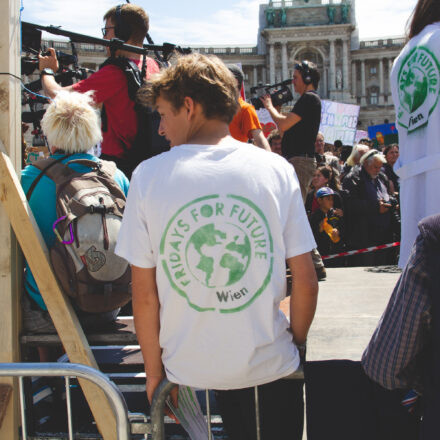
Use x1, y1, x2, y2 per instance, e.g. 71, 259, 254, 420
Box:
0, 362, 131, 440
0, 362, 305, 439
150, 365, 305, 440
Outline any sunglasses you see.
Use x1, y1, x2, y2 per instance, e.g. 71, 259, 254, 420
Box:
101, 26, 116, 37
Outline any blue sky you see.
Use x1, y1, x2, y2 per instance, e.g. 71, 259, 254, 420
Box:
22, 0, 417, 46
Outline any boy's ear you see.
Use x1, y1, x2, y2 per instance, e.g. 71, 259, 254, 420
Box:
183, 96, 195, 119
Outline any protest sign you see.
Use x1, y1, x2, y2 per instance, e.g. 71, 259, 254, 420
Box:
319, 100, 360, 145
368, 123, 398, 147
256, 108, 277, 137
354, 130, 369, 144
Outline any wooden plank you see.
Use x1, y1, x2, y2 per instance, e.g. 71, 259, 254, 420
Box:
0, 0, 24, 437
0, 144, 118, 440
0, 384, 12, 429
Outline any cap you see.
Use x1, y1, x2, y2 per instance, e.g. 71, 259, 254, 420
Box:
226, 64, 244, 85
316, 187, 335, 198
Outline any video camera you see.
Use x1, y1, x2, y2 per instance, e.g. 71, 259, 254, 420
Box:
21, 22, 96, 142
250, 79, 293, 110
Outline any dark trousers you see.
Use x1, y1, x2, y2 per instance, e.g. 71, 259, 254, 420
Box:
305, 360, 420, 440
215, 378, 304, 440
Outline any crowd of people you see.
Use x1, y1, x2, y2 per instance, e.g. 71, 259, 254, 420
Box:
267, 131, 402, 267
18, 0, 440, 439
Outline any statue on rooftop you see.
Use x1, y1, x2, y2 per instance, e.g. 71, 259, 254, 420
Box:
266, 7, 275, 28
280, 8, 287, 27
341, 3, 349, 23
327, 5, 335, 24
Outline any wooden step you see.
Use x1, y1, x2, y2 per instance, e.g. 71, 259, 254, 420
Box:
20, 316, 138, 346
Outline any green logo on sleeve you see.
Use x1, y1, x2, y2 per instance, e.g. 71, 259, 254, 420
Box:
397, 46, 440, 133
160, 194, 274, 313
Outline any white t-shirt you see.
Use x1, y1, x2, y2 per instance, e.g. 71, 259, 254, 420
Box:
390, 22, 440, 267
116, 138, 316, 390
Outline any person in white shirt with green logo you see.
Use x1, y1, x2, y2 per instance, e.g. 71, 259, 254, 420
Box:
115, 53, 318, 440
390, 0, 440, 267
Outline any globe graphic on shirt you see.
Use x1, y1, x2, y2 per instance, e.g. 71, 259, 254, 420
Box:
401, 66, 428, 113
185, 223, 251, 288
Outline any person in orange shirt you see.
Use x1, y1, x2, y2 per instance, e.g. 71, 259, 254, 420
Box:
227, 64, 271, 151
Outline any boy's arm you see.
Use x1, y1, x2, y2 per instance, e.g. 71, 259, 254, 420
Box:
287, 252, 318, 345
131, 265, 164, 403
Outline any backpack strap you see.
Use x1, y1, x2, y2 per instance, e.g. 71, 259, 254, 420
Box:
99, 56, 143, 141
65, 159, 117, 179
26, 155, 70, 201
99, 56, 143, 100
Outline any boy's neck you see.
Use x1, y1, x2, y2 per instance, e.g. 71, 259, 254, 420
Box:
186, 119, 231, 146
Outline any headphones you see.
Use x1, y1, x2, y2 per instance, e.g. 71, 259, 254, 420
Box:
295, 60, 313, 85
114, 4, 131, 42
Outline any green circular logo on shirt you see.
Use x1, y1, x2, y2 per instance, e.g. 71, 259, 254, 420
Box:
160, 194, 273, 313
397, 46, 440, 133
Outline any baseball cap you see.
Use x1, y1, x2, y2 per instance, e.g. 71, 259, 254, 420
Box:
226, 64, 244, 85
316, 187, 335, 198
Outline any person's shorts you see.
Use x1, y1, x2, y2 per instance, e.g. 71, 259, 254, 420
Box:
22, 293, 120, 334
22, 293, 57, 334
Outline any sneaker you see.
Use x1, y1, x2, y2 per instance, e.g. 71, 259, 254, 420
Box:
315, 266, 327, 281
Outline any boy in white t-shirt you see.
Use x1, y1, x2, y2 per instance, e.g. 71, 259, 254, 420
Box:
115, 53, 318, 439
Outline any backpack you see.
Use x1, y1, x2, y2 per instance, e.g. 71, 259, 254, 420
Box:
100, 56, 170, 176
30, 157, 131, 313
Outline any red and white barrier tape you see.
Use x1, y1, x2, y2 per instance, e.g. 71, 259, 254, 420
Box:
322, 242, 400, 260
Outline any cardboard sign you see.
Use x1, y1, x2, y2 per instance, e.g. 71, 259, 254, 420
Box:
319, 100, 360, 145
256, 108, 277, 137
354, 130, 369, 144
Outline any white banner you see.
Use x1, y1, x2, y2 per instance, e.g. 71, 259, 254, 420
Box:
256, 108, 277, 137
319, 100, 360, 145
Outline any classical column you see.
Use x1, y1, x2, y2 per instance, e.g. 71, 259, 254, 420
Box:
342, 39, 349, 91
323, 67, 328, 99
329, 39, 336, 92
379, 58, 385, 105
387, 58, 393, 99
361, 60, 366, 106
269, 43, 275, 84
281, 42, 288, 80
262, 65, 267, 84
351, 61, 357, 97
253, 66, 258, 86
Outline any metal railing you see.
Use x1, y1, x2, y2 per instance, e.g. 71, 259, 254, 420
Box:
151, 366, 305, 440
0, 362, 305, 439
0, 362, 131, 440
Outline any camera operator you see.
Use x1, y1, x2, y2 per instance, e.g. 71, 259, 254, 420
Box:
227, 64, 271, 151
261, 60, 321, 202
38, 4, 159, 177
261, 61, 326, 280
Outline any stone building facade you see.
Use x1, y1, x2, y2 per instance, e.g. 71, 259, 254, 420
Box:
39, 0, 404, 135
190, 0, 405, 132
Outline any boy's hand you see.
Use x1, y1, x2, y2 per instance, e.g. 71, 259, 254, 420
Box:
146, 375, 179, 422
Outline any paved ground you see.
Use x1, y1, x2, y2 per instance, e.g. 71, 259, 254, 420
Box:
280, 265, 402, 361
280, 265, 402, 440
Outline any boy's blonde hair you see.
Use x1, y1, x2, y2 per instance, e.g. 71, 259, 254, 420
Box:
137, 53, 239, 124
41, 91, 102, 153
